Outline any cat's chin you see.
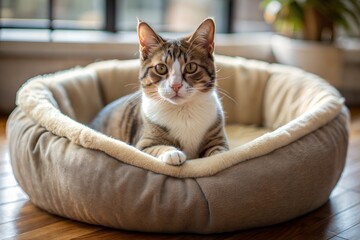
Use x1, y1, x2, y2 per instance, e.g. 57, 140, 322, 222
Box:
165, 95, 189, 105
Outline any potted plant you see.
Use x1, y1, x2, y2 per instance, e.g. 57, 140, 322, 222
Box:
260, 0, 360, 86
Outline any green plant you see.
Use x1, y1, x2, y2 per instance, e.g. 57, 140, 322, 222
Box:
261, 0, 360, 41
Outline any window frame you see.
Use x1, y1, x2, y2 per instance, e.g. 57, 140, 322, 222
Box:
0, 0, 113, 31
0, 0, 237, 33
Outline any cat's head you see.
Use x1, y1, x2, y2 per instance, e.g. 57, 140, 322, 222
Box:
137, 18, 216, 105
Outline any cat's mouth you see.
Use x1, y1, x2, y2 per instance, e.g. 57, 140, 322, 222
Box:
170, 94, 182, 100
158, 88, 190, 105
167, 93, 186, 104
171, 95, 182, 100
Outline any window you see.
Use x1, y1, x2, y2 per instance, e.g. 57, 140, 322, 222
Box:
53, 0, 104, 30
0, 0, 105, 30
116, 0, 232, 33
232, 0, 272, 33
0, 0, 270, 33
0, 0, 49, 28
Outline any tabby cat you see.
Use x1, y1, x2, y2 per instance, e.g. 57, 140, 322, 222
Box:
90, 18, 229, 165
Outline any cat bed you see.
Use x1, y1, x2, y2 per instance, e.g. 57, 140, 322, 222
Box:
7, 55, 348, 233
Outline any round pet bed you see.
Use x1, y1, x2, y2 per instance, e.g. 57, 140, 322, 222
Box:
7, 55, 349, 233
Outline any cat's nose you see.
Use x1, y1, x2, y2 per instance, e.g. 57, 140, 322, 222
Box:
171, 83, 182, 92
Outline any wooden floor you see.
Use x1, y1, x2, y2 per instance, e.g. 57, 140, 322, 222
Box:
1, 108, 360, 240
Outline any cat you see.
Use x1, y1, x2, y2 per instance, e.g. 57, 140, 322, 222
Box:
90, 18, 229, 165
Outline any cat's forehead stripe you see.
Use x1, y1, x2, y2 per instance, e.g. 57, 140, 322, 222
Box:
162, 43, 185, 64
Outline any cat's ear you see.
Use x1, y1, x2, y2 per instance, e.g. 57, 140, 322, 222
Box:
188, 18, 215, 54
137, 19, 163, 59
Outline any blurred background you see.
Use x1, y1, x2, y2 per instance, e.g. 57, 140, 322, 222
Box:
0, 0, 271, 33
0, 0, 359, 114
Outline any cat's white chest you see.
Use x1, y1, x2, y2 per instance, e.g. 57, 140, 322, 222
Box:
142, 93, 220, 159
165, 107, 214, 159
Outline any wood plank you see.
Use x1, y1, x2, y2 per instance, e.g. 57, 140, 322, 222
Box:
0, 148, 10, 169
341, 159, 360, 177
337, 170, 360, 190
328, 236, 348, 240
74, 229, 235, 240
0, 117, 6, 141
330, 185, 348, 199
325, 190, 360, 215
337, 223, 360, 239
0, 200, 48, 224
0, 200, 28, 224
219, 223, 336, 240
353, 184, 360, 193
0, 209, 63, 239
324, 203, 360, 234
10, 220, 102, 240
281, 230, 335, 240
0, 174, 17, 190
0, 186, 28, 205
73, 229, 167, 240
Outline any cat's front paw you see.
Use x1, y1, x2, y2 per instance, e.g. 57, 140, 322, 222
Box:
159, 150, 186, 166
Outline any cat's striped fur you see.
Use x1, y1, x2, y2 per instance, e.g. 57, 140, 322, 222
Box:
90, 18, 229, 165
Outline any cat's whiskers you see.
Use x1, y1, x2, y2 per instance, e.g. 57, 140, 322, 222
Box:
150, 94, 169, 105
146, 90, 167, 103
216, 88, 238, 105
214, 66, 233, 81
190, 85, 238, 105
125, 83, 141, 91
216, 75, 232, 81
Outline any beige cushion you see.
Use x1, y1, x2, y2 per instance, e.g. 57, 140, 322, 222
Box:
7, 55, 349, 233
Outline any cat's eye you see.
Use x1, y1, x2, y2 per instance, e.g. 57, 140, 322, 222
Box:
155, 64, 168, 75
185, 62, 198, 74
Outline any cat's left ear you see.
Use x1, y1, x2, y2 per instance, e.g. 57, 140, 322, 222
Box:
188, 18, 215, 54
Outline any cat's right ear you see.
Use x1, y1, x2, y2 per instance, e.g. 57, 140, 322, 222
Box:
137, 20, 163, 59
